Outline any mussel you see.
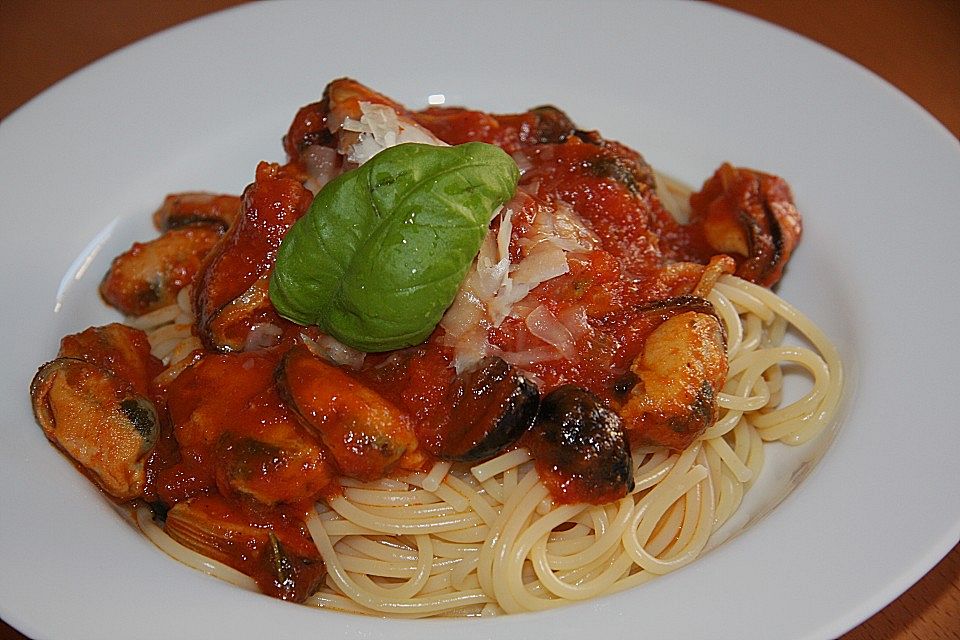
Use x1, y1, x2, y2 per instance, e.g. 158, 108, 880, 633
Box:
192, 162, 312, 352
164, 349, 283, 451
619, 310, 727, 450
151, 192, 241, 232
689, 163, 802, 287
283, 95, 334, 161
30, 357, 159, 500
163, 494, 325, 602
57, 323, 162, 396
202, 275, 282, 353
214, 393, 335, 506
278, 346, 419, 481
99, 225, 221, 317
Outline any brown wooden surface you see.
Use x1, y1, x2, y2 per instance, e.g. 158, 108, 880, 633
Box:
1, 1, 958, 638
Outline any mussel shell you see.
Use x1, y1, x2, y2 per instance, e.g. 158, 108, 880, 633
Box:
163, 495, 325, 602
203, 275, 279, 353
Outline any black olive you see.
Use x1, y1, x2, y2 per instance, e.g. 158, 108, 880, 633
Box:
434, 357, 540, 462
530, 385, 634, 503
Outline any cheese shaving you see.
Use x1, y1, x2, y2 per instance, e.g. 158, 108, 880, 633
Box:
342, 102, 447, 165
441, 202, 597, 373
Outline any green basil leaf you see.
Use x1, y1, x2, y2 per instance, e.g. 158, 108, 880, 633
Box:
269, 142, 519, 352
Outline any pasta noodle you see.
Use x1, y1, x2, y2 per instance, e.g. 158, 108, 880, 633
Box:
135, 273, 842, 616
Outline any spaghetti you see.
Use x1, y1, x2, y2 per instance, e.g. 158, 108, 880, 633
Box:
133, 273, 841, 616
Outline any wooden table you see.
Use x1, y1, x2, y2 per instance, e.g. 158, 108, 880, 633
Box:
1, 2, 957, 639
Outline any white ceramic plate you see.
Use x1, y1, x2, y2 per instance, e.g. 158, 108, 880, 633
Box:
2, 2, 958, 639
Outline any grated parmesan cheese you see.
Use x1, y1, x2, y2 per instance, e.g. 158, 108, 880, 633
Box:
440, 200, 601, 374
342, 102, 447, 165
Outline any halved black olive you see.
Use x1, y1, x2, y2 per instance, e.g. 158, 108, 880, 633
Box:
434, 357, 540, 463
529, 385, 633, 504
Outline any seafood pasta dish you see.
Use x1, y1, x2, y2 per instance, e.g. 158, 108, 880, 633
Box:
29, 78, 841, 616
